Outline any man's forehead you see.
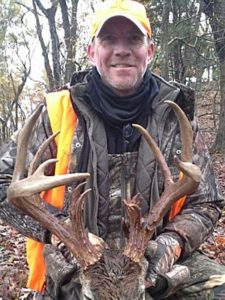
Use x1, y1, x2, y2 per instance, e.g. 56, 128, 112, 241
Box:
98, 16, 144, 35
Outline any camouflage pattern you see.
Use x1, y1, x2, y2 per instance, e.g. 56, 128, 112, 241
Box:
106, 152, 138, 249
40, 248, 225, 299
0, 108, 61, 242
0, 72, 223, 249
145, 234, 184, 287
167, 251, 225, 300
0, 71, 225, 299
163, 127, 224, 256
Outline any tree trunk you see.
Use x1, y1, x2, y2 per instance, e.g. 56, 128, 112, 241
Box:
33, 0, 61, 90
48, 10, 61, 89
32, 0, 55, 91
214, 59, 225, 152
159, 0, 170, 80
59, 0, 79, 83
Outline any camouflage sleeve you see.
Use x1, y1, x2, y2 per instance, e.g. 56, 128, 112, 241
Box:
162, 119, 224, 258
0, 106, 64, 243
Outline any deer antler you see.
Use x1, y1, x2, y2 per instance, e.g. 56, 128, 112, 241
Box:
123, 100, 202, 263
7, 104, 104, 269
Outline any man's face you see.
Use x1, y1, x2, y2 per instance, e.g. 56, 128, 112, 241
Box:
88, 17, 154, 96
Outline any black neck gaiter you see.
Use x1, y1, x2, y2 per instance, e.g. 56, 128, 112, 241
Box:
85, 67, 159, 153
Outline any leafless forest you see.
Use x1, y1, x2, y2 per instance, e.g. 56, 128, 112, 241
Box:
0, 0, 225, 298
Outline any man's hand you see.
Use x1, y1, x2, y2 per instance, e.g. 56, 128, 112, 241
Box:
43, 243, 79, 285
50, 218, 73, 261
51, 216, 107, 262
45, 225, 108, 297
145, 233, 182, 283
50, 214, 108, 263
145, 233, 190, 298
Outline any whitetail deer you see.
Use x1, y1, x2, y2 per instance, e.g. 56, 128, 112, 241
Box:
7, 101, 202, 300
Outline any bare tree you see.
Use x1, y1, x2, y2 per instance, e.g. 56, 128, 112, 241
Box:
30, 0, 79, 91
201, 0, 225, 153
0, 3, 31, 144
33, 0, 61, 90
59, 0, 79, 83
159, 0, 170, 80
32, 0, 55, 91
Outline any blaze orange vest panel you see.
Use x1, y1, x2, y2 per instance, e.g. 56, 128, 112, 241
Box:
169, 172, 187, 221
25, 89, 185, 291
26, 90, 77, 291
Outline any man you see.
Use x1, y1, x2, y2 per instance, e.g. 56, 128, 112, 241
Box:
0, 0, 225, 299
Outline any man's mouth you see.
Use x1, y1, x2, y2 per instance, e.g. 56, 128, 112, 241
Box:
111, 64, 134, 68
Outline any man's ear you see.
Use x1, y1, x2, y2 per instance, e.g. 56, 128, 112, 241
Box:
87, 43, 95, 65
147, 41, 155, 64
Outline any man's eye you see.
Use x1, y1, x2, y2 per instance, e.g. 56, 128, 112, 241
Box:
129, 35, 144, 44
101, 35, 115, 43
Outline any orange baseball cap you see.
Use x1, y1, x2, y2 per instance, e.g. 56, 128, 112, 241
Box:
91, 0, 151, 38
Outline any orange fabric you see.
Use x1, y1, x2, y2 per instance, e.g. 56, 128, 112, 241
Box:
169, 172, 187, 221
25, 89, 185, 290
26, 89, 77, 291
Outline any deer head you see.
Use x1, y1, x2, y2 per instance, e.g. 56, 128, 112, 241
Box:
7, 101, 202, 300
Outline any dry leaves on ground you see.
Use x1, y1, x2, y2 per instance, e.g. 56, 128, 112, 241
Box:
0, 89, 225, 299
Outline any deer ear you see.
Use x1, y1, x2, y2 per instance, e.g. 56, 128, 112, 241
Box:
88, 232, 109, 251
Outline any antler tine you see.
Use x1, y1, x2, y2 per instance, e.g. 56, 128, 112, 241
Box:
69, 182, 105, 267
12, 104, 44, 182
123, 101, 202, 263
8, 104, 104, 270
165, 100, 193, 162
9, 187, 102, 269
132, 124, 173, 189
28, 130, 60, 176
8, 103, 89, 198
8, 165, 90, 199
70, 181, 88, 230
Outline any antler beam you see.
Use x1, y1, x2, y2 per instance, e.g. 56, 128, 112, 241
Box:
7, 104, 103, 269
123, 100, 202, 263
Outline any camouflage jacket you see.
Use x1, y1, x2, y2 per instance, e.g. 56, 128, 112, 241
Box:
0, 71, 223, 258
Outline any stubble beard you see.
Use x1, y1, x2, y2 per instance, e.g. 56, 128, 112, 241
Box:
103, 74, 143, 96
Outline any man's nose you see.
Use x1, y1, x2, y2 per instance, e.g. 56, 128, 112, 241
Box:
114, 40, 132, 56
